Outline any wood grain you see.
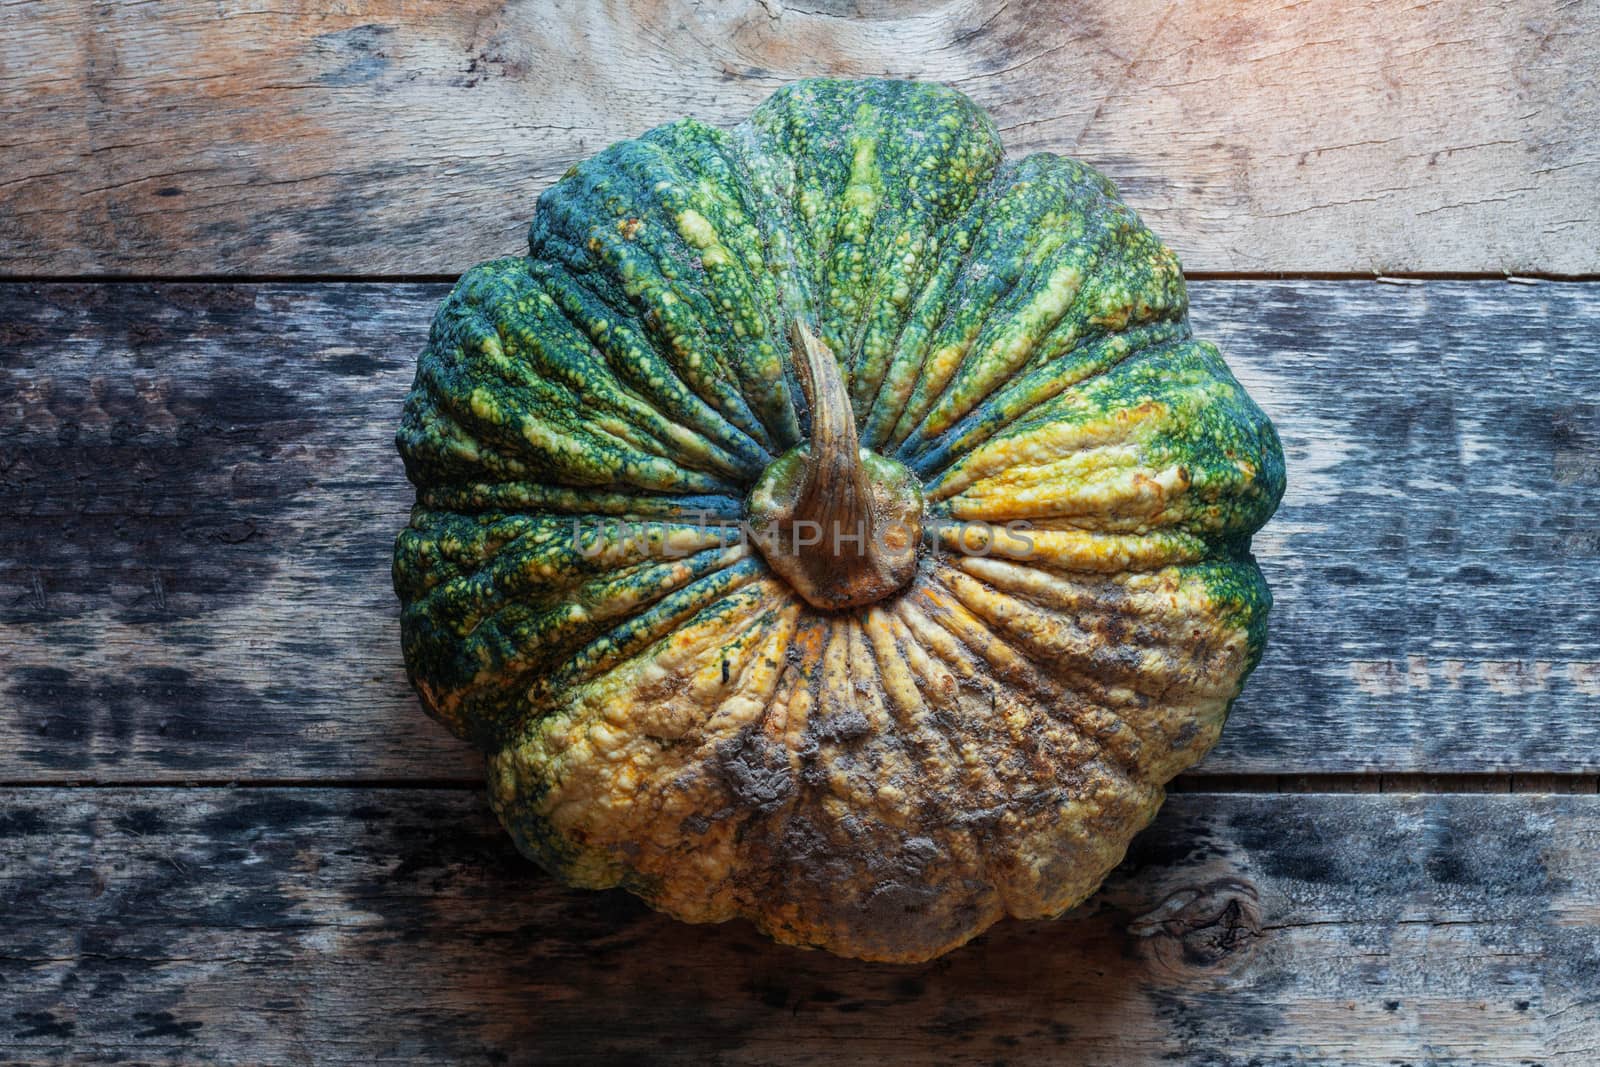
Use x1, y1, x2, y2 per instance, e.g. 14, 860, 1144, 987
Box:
1, 787, 1596, 1065
3, 280, 1597, 783
1, 0, 1595, 275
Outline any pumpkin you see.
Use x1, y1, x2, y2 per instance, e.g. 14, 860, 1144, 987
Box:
393, 78, 1284, 963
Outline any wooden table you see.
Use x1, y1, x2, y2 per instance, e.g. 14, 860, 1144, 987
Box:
3, 2, 1598, 1063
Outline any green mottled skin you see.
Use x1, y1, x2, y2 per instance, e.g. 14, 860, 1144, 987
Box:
394, 79, 1285, 962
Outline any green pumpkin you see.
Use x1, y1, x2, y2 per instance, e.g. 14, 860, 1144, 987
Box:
394, 78, 1284, 963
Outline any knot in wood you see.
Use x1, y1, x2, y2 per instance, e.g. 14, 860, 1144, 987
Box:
1127, 878, 1263, 977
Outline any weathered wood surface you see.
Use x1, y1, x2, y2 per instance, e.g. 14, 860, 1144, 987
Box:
4, 280, 1597, 782
2, 0, 1596, 276
1, 788, 1596, 1065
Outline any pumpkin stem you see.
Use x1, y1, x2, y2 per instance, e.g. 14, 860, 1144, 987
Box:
788, 319, 875, 548
745, 321, 923, 611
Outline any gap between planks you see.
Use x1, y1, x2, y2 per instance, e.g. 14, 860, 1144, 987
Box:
0, 774, 1594, 794
2, 271, 1599, 285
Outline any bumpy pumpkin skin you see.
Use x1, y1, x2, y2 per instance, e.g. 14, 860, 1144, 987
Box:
394, 78, 1284, 963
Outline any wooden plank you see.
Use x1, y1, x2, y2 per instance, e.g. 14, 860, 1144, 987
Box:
2, 280, 1596, 782
0, 788, 1595, 1064
0, 283, 479, 782
1193, 282, 1600, 775
1, 0, 1595, 276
